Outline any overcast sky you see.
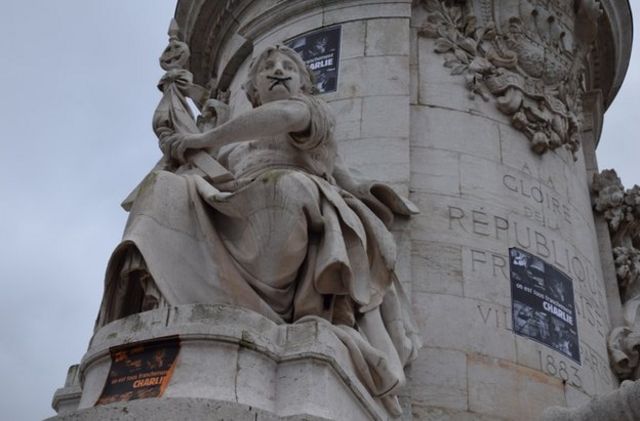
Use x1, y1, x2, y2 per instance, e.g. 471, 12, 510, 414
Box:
0, 2, 637, 420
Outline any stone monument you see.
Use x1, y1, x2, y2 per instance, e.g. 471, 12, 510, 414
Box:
49, 1, 635, 420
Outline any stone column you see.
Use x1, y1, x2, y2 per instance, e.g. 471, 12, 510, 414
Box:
407, 1, 631, 419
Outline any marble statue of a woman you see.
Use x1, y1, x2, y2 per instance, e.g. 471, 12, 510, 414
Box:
96, 44, 420, 415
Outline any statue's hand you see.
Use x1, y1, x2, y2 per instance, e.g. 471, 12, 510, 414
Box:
161, 132, 208, 164
156, 128, 172, 156
345, 181, 419, 226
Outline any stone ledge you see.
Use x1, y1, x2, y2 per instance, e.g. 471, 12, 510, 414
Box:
46, 397, 332, 421
51, 386, 82, 416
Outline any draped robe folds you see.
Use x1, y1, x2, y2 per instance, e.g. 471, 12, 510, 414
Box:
97, 94, 421, 414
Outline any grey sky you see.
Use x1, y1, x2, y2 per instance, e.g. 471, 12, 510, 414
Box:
1, 2, 175, 419
0, 2, 637, 420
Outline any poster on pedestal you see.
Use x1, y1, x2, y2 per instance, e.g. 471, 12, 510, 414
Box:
96, 336, 180, 405
509, 248, 580, 363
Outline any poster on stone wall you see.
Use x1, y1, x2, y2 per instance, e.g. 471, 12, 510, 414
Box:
285, 26, 341, 94
96, 336, 180, 405
509, 248, 580, 363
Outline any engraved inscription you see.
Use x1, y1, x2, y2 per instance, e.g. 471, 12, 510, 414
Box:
502, 174, 572, 225
500, 171, 575, 233
448, 206, 603, 298
476, 302, 612, 391
470, 249, 509, 281
477, 302, 513, 332
449, 207, 609, 339
537, 349, 583, 390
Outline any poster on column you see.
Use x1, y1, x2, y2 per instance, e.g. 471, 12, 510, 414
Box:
285, 26, 341, 94
509, 248, 581, 363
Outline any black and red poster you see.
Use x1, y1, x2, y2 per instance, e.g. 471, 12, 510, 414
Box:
96, 336, 180, 405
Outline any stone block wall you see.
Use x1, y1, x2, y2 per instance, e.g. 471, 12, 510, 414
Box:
407, 3, 616, 418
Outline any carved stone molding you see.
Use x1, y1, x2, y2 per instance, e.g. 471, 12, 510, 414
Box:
417, 0, 601, 158
613, 247, 640, 297
609, 326, 640, 381
593, 169, 640, 243
593, 169, 626, 234
611, 245, 640, 379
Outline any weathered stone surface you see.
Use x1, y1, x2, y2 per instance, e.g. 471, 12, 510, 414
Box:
365, 18, 410, 57
410, 405, 502, 421
323, 1, 411, 26
339, 136, 409, 183
413, 292, 517, 362
409, 146, 460, 196
411, 241, 463, 296
339, 56, 410, 97
409, 347, 468, 411
467, 353, 565, 420
462, 246, 511, 307
362, 95, 409, 138
340, 21, 366, 60
255, 11, 324, 47
328, 97, 362, 141
411, 105, 502, 161
541, 379, 640, 421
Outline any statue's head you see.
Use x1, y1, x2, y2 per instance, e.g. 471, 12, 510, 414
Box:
244, 45, 315, 107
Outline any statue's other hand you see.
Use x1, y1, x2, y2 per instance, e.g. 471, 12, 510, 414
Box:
348, 181, 419, 227
163, 132, 207, 164
158, 130, 173, 159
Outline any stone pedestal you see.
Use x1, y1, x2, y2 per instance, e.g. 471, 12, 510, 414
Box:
48, 304, 389, 421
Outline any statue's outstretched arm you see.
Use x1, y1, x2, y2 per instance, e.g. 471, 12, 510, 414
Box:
162, 99, 310, 163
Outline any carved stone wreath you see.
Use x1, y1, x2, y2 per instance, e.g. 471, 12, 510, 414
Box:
417, 0, 601, 159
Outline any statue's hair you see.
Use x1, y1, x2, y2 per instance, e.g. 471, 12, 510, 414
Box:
243, 44, 315, 107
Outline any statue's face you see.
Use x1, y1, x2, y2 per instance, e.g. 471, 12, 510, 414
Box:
255, 50, 302, 104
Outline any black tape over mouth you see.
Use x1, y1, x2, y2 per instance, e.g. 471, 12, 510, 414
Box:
267, 76, 292, 91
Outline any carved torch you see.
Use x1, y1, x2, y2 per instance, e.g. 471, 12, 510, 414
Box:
152, 19, 233, 184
